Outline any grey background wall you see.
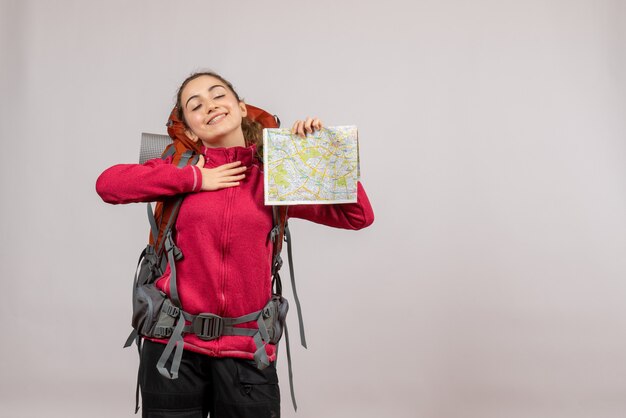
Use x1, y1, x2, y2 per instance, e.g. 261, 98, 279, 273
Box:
1, 0, 626, 417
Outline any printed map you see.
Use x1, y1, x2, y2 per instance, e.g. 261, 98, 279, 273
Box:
263, 126, 360, 205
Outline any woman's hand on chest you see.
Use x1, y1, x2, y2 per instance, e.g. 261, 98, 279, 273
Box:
195, 155, 248, 191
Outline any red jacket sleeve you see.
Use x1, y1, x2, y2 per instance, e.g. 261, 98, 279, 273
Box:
95, 157, 202, 204
287, 181, 374, 230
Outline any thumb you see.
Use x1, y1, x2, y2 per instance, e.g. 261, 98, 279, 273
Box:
195, 154, 205, 168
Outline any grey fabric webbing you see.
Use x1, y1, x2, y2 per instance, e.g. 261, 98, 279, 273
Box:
283, 322, 297, 410
150, 149, 202, 380
153, 298, 293, 407
156, 310, 185, 379
124, 248, 148, 349
125, 248, 149, 413
154, 229, 185, 379
183, 309, 262, 328
268, 207, 301, 411
146, 148, 195, 259
163, 233, 181, 307
133, 337, 143, 413
156, 303, 274, 379
149, 196, 183, 275
178, 150, 193, 167
269, 209, 306, 342
130, 137, 202, 409
284, 224, 307, 349
163, 199, 183, 241
162, 145, 176, 159
156, 227, 187, 379
147, 203, 158, 244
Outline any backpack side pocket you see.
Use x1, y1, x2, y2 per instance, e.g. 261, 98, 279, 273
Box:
132, 283, 178, 338
262, 295, 289, 344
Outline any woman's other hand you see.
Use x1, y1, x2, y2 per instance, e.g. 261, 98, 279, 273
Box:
291, 117, 323, 138
194, 156, 247, 191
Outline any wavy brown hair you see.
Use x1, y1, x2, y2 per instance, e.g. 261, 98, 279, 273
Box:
174, 71, 264, 158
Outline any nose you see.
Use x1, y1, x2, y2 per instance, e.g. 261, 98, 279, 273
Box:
206, 100, 218, 112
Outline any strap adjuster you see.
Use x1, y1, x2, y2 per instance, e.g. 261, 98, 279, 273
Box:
161, 302, 180, 318
273, 254, 283, 271
193, 313, 224, 341
154, 325, 173, 338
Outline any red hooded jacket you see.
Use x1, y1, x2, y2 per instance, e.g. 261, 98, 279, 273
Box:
96, 142, 374, 361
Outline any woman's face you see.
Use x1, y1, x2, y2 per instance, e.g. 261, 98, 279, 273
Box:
181, 75, 248, 148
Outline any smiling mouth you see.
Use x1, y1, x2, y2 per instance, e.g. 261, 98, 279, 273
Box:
208, 114, 227, 125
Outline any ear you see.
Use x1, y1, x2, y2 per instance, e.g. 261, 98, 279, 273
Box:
184, 129, 199, 142
239, 102, 247, 117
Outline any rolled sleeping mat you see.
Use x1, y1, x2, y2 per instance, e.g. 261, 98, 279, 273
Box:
140, 132, 173, 164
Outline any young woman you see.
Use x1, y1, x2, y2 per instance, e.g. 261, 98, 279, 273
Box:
96, 71, 374, 418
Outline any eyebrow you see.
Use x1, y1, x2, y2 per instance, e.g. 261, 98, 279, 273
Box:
185, 84, 226, 108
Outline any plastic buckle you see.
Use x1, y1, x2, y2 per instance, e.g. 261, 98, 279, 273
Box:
164, 234, 174, 251
268, 225, 280, 243
172, 245, 183, 261
161, 302, 180, 318
154, 326, 173, 338
193, 313, 224, 341
273, 254, 283, 271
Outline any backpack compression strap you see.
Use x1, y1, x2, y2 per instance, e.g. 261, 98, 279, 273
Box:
149, 148, 198, 254
270, 206, 307, 349
269, 205, 307, 410
125, 150, 198, 412
126, 150, 197, 376
152, 150, 198, 380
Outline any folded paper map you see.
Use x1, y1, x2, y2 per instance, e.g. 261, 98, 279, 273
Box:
263, 126, 360, 205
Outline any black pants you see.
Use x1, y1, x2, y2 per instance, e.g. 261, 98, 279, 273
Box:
139, 340, 281, 418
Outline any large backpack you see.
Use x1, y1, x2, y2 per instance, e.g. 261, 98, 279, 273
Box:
125, 105, 306, 412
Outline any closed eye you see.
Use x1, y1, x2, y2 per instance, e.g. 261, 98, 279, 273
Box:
192, 104, 201, 111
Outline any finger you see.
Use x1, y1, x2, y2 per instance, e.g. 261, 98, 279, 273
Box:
220, 174, 246, 183
291, 120, 301, 135
217, 182, 241, 188
312, 118, 323, 131
195, 155, 205, 167
293, 121, 304, 136
304, 117, 314, 134
297, 120, 306, 138
221, 166, 248, 176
